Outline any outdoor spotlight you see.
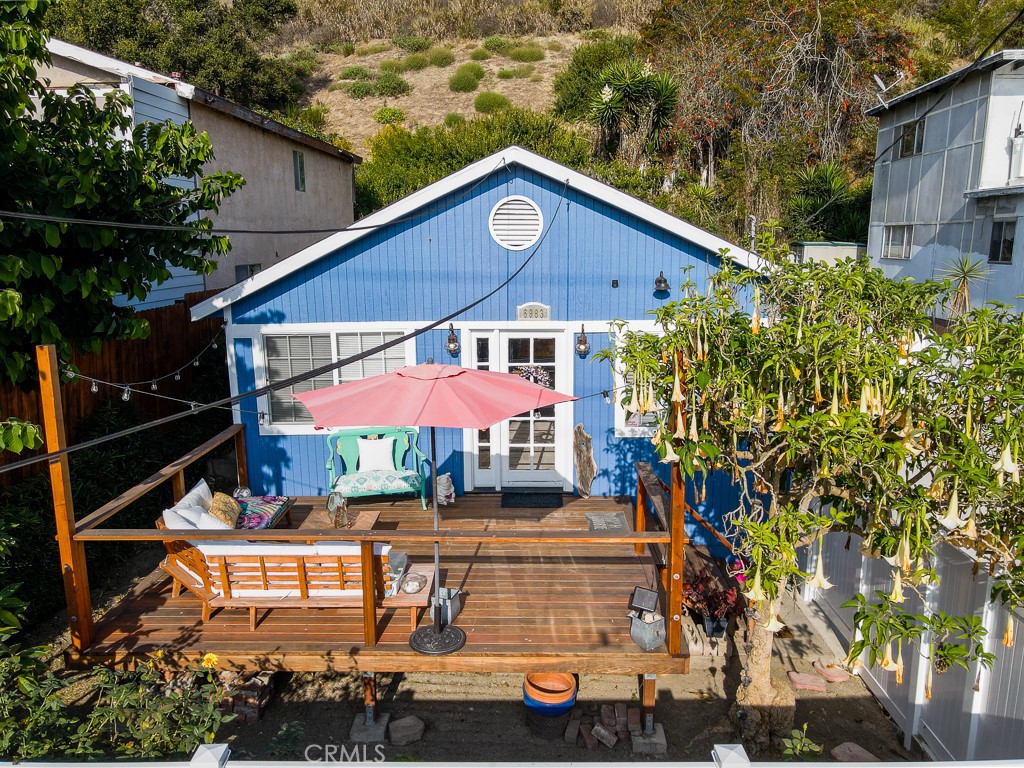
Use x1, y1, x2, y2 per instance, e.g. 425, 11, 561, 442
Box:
654, 271, 670, 292
445, 323, 460, 356
575, 326, 590, 357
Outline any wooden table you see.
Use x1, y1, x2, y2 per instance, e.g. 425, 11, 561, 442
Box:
299, 507, 381, 531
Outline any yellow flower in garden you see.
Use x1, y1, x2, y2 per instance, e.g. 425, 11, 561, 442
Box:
154, 649, 164, 659
201, 652, 219, 669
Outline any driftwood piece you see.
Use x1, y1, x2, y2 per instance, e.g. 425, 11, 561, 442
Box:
573, 424, 597, 498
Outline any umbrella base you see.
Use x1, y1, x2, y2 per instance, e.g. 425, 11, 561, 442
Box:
409, 624, 467, 655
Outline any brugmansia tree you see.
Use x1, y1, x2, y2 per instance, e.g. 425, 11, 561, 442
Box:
1, 0, 243, 388
599, 235, 1024, 750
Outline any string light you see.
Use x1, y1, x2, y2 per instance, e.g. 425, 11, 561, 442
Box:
603, 390, 611, 404
121, 387, 131, 402
90, 380, 99, 394
258, 411, 266, 425
150, 381, 158, 391
193, 358, 200, 367
174, 371, 181, 381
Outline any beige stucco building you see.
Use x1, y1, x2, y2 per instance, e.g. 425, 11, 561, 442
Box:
43, 40, 360, 304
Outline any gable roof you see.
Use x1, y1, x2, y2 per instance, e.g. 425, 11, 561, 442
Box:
191, 145, 761, 320
45, 39, 360, 163
865, 49, 1024, 117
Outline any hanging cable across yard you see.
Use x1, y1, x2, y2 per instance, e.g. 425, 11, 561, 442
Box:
0, 177, 572, 476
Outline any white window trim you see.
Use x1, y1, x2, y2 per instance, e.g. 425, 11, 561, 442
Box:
238, 323, 418, 436
881, 224, 913, 261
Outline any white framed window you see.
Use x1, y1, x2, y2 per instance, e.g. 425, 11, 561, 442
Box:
258, 328, 412, 430
881, 224, 913, 260
897, 119, 925, 159
293, 150, 305, 192
234, 263, 262, 282
989, 219, 1016, 264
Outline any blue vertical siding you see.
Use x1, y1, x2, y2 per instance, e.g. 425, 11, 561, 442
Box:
230, 161, 740, 552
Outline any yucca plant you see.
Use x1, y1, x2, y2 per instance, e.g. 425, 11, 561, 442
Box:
939, 255, 990, 319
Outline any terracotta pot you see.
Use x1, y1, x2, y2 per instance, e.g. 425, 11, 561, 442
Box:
523, 672, 577, 705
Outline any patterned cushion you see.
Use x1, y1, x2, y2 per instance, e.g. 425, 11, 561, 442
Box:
333, 470, 423, 495
208, 492, 242, 527
236, 496, 291, 530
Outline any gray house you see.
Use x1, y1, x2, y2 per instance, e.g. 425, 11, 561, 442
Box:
41, 40, 361, 306
866, 50, 1024, 309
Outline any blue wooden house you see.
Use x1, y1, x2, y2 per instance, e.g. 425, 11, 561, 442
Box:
191, 146, 758, 548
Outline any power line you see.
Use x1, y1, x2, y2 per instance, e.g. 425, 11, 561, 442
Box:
0, 157, 509, 237
0, 178, 573, 476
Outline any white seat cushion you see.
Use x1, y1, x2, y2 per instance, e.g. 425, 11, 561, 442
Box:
178, 479, 213, 511
163, 508, 196, 530
197, 542, 319, 557
315, 541, 391, 557
333, 469, 423, 495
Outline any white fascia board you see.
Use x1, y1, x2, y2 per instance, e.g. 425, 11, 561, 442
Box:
190, 145, 761, 321
47, 39, 181, 87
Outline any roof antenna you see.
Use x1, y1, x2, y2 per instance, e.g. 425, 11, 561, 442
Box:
873, 72, 906, 108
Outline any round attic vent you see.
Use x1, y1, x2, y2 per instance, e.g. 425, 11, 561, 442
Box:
488, 196, 544, 251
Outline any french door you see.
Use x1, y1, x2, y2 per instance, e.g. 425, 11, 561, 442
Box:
465, 329, 572, 490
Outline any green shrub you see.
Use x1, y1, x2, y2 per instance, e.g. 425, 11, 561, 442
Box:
375, 71, 413, 97
456, 62, 485, 79
448, 70, 479, 92
298, 101, 330, 133
444, 112, 466, 126
327, 81, 345, 92
347, 80, 376, 99
483, 35, 514, 53
373, 106, 407, 125
547, 40, 565, 52
474, 91, 511, 113
338, 65, 375, 80
355, 42, 391, 56
392, 35, 431, 52
402, 53, 430, 70
507, 44, 544, 62
341, 42, 356, 56
469, 47, 491, 60
552, 33, 638, 120
427, 47, 456, 67
497, 65, 534, 79
284, 47, 322, 78
379, 58, 407, 73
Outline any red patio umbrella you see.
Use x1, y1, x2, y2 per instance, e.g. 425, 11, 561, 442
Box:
294, 362, 576, 654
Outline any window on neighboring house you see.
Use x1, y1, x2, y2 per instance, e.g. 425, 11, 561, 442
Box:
989, 220, 1016, 264
265, 335, 333, 424
897, 119, 925, 159
261, 330, 410, 426
881, 224, 913, 260
234, 263, 262, 282
293, 150, 305, 192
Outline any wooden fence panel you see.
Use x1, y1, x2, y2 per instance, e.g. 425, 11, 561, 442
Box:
0, 290, 224, 484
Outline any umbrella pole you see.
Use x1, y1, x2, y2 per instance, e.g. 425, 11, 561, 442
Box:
431, 425, 443, 632
408, 426, 466, 655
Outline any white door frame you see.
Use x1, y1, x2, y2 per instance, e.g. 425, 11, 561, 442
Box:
462, 324, 574, 492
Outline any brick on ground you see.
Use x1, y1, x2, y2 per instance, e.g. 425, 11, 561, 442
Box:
600, 704, 616, 727
627, 707, 641, 735
591, 723, 618, 748
788, 670, 827, 692
814, 660, 851, 683
580, 724, 599, 750
564, 718, 580, 745
831, 742, 880, 761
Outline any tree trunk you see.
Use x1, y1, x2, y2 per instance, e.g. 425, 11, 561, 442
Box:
731, 598, 795, 754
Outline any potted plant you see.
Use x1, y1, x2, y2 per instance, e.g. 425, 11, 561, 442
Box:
683, 569, 738, 638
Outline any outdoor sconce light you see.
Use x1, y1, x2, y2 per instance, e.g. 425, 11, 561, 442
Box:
654, 271, 670, 293
445, 323, 460, 356
575, 325, 590, 357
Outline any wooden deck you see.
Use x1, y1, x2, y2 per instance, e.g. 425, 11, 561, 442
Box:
78, 495, 689, 674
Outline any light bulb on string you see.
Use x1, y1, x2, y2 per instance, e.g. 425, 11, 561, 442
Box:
602, 390, 611, 404
193, 358, 200, 367
122, 387, 131, 402
90, 380, 99, 394
211, 340, 218, 350
150, 381, 158, 391
258, 411, 266, 426
174, 370, 181, 381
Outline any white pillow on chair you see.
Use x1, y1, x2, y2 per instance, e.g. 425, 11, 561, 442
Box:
358, 437, 396, 471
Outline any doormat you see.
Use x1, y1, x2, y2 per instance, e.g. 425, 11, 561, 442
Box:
585, 512, 630, 532
501, 493, 564, 508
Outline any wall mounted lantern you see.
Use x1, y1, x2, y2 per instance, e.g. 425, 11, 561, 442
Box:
654, 271, 670, 292
575, 326, 590, 357
445, 324, 461, 356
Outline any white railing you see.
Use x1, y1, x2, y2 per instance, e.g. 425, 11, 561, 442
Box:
7, 744, 1024, 768
805, 534, 1024, 761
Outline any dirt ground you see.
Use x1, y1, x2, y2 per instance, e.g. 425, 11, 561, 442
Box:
223, 598, 922, 762
309, 35, 581, 155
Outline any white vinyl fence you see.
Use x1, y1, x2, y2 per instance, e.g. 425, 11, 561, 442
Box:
806, 534, 1024, 761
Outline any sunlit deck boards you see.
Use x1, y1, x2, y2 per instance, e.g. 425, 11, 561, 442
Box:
78, 495, 689, 673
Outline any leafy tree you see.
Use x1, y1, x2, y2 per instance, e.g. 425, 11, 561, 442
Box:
1, 0, 243, 387
588, 59, 679, 165
552, 32, 638, 121
46, 0, 307, 110
600, 241, 1024, 750
786, 161, 872, 243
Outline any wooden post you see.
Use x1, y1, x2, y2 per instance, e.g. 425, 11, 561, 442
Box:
36, 345, 94, 651
666, 465, 689, 656
234, 425, 248, 488
362, 671, 378, 725
639, 673, 656, 735
634, 476, 647, 556
171, 470, 185, 503
360, 541, 378, 647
